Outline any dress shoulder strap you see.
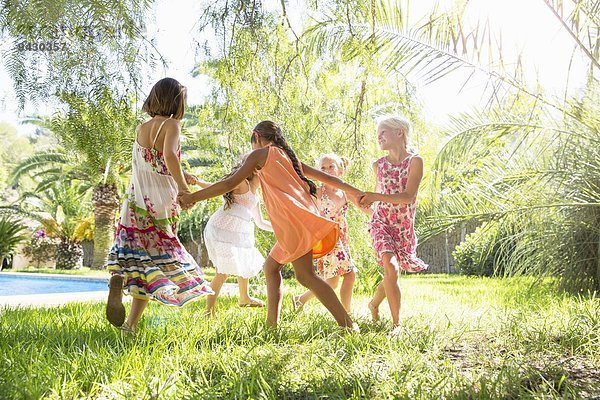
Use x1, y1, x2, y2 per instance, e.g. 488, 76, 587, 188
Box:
242, 178, 252, 194
151, 116, 172, 149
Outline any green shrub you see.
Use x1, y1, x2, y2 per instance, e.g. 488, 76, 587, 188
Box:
0, 216, 28, 269
453, 222, 511, 276
23, 229, 59, 268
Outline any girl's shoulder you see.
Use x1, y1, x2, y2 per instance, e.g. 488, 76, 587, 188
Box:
138, 117, 180, 137
408, 153, 423, 165
372, 156, 388, 172
246, 147, 271, 172
372, 156, 386, 168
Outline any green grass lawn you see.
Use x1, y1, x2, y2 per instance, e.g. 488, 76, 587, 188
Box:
1, 275, 598, 399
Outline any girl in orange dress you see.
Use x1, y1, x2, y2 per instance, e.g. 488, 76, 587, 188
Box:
293, 154, 361, 314
180, 121, 363, 330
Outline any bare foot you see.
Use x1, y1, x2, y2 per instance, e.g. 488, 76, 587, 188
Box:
368, 301, 380, 322
106, 275, 125, 327
292, 295, 303, 312
340, 322, 361, 335
120, 321, 136, 336
239, 297, 265, 307
204, 306, 216, 318
390, 325, 402, 337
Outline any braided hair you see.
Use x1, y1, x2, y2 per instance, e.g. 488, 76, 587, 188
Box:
252, 121, 317, 197
222, 156, 249, 210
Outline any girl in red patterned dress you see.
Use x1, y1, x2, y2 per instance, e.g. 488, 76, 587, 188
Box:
359, 116, 428, 335
293, 153, 360, 313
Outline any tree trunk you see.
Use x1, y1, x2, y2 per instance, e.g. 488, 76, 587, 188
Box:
91, 183, 120, 270
82, 240, 94, 267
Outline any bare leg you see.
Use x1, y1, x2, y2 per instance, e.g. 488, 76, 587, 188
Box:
238, 276, 250, 301
126, 298, 149, 330
369, 282, 386, 322
263, 256, 284, 326
339, 271, 355, 313
292, 251, 353, 328
381, 253, 401, 326
297, 275, 339, 306
206, 273, 228, 316
238, 277, 264, 307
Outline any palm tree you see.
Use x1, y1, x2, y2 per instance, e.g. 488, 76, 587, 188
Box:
16, 181, 93, 269
301, 0, 600, 290
51, 89, 140, 269
11, 89, 139, 269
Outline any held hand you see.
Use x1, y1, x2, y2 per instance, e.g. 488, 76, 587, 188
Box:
359, 192, 377, 207
177, 191, 195, 210
347, 190, 364, 206
185, 173, 200, 186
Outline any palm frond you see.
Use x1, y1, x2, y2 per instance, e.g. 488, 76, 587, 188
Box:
11, 151, 69, 184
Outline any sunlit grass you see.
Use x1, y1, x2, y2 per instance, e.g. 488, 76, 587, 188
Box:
1, 275, 598, 399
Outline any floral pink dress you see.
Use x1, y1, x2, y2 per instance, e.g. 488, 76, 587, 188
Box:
315, 187, 357, 279
107, 119, 213, 305
368, 155, 428, 272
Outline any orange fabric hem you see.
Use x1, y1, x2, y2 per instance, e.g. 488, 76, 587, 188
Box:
270, 223, 339, 264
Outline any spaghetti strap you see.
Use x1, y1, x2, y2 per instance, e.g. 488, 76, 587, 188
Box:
235, 179, 252, 195
152, 117, 171, 149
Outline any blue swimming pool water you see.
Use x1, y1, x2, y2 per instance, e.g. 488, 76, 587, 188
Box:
0, 274, 108, 296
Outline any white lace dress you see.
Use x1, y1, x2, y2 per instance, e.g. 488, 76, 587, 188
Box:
204, 186, 273, 278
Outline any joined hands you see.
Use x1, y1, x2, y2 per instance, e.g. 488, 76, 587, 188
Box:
358, 192, 377, 208
177, 191, 195, 210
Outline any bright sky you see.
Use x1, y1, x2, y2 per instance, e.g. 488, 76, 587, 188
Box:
0, 0, 591, 133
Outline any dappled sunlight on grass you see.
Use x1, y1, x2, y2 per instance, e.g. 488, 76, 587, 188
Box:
1, 275, 598, 399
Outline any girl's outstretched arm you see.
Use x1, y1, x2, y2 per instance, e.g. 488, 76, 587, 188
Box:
355, 160, 380, 216
347, 194, 374, 216
251, 203, 274, 232
360, 156, 424, 206
301, 163, 363, 199
183, 171, 212, 188
179, 148, 269, 208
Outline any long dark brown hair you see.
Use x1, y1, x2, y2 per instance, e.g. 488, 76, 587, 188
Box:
252, 120, 317, 196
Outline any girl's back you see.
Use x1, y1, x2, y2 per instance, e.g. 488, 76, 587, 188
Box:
136, 117, 176, 153
256, 146, 339, 263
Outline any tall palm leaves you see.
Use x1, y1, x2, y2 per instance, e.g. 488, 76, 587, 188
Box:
12, 89, 139, 269
53, 89, 138, 269
304, 0, 512, 88
303, 0, 600, 290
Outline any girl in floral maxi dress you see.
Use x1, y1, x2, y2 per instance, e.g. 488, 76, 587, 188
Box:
106, 78, 213, 334
293, 153, 360, 313
359, 116, 428, 336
